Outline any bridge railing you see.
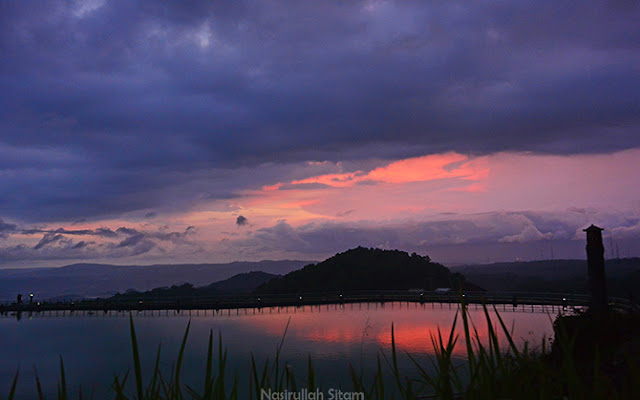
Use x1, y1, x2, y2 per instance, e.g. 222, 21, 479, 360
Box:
3, 290, 633, 313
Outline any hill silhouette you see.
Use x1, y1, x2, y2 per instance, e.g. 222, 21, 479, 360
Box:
254, 247, 483, 294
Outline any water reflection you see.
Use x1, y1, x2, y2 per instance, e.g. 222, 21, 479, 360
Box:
0, 302, 558, 399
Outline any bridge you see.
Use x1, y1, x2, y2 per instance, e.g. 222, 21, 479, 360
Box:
1, 290, 637, 317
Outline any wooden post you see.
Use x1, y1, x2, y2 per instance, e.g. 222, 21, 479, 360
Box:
584, 224, 608, 314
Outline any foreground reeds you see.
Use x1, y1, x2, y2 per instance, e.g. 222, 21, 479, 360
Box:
6, 302, 640, 399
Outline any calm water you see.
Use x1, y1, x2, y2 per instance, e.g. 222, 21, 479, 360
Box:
1, 302, 560, 399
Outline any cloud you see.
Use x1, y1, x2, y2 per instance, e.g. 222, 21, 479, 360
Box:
151, 226, 196, 242
278, 183, 332, 191
0, 224, 198, 262
0, 219, 17, 238
266, 153, 486, 190
498, 225, 553, 243
336, 209, 356, 218
22, 227, 119, 238
116, 233, 147, 248
116, 227, 140, 236
114, 226, 196, 243
0, 1, 638, 223
33, 233, 69, 250
232, 210, 640, 259
72, 240, 93, 249
236, 215, 248, 227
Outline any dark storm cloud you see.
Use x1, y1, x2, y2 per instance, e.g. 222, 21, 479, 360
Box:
1, 0, 639, 221
236, 215, 248, 227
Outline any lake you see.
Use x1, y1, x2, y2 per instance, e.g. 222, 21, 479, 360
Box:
1, 302, 561, 399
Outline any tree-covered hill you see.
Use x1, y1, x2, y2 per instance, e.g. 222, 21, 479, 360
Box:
254, 247, 483, 294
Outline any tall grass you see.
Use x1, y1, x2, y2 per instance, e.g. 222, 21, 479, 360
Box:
6, 303, 640, 399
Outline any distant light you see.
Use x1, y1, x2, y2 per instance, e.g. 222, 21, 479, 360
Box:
562, 298, 567, 301
299, 296, 303, 300
30, 293, 34, 297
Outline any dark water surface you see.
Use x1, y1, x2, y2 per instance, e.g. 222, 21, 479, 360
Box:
1, 302, 559, 399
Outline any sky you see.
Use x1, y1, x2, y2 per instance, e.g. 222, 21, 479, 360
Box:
1, 0, 639, 268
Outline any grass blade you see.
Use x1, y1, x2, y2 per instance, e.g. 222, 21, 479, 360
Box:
174, 320, 191, 399
148, 343, 162, 400
128, 314, 144, 400
203, 330, 214, 399
58, 356, 67, 400
7, 369, 19, 400
112, 373, 128, 400
33, 366, 44, 400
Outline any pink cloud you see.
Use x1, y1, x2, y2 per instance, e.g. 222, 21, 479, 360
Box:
272, 152, 487, 189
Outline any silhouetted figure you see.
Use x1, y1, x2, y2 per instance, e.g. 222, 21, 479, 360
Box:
584, 225, 608, 315
16, 294, 22, 305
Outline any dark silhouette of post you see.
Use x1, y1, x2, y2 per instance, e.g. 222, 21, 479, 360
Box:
584, 225, 608, 314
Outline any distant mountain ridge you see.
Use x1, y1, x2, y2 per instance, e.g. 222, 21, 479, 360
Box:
0, 260, 311, 301
450, 258, 640, 298
111, 271, 279, 299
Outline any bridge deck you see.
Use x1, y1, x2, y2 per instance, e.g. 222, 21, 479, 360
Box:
1, 291, 636, 316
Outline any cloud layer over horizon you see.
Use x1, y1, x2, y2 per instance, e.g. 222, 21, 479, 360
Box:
1, 1, 639, 267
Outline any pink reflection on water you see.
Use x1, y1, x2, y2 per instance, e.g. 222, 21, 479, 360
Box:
225, 303, 557, 357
